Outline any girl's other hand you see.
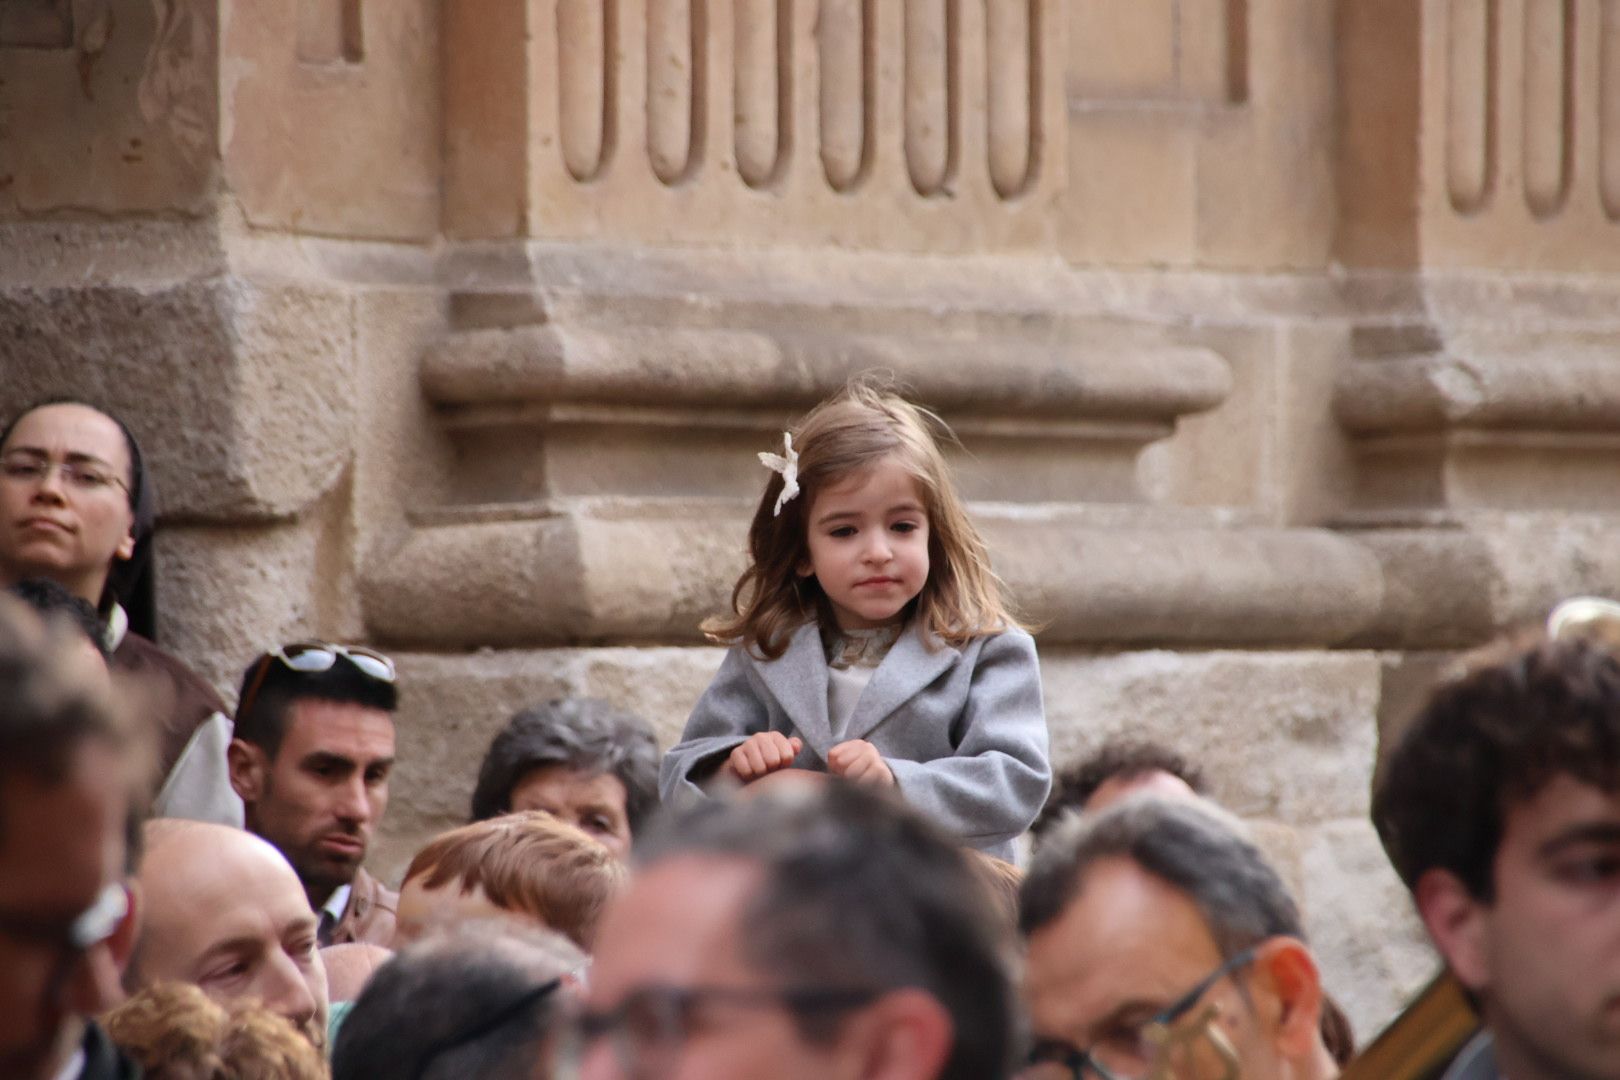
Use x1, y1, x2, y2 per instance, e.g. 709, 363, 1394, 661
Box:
827, 739, 895, 786
724, 731, 804, 782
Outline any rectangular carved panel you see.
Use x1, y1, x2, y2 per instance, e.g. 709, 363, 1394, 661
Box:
1425, 0, 1620, 268
296, 0, 364, 64
484, 0, 1061, 253
1067, 0, 1246, 106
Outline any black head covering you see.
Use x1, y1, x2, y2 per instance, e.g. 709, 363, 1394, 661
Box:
0, 401, 159, 640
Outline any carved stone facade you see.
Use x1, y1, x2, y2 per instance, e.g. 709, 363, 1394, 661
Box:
6, 0, 1620, 1037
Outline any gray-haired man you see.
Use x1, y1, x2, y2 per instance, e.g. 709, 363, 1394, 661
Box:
1020, 797, 1339, 1080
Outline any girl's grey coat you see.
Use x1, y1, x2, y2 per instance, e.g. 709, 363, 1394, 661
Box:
659, 622, 1052, 862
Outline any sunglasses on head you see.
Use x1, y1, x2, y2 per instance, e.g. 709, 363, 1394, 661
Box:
236, 641, 397, 722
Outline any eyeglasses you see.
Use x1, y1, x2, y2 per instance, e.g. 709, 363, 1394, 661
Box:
556, 983, 883, 1079
236, 641, 397, 723
1020, 947, 1256, 1080
413, 977, 562, 1080
0, 454, 130, 497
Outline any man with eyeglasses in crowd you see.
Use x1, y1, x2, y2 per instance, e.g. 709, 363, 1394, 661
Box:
1019, 796, 1340, 1080
1374, 600, 1620, 1080
0, 595, 143, 1080
0, 400, 240, 826
228, 640, 401, 947
569, 780, 1018, 1080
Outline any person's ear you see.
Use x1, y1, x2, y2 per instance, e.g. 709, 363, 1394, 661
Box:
107, 880, 142, 975
114, 521, 135, 562
847, 988, 953, 1080
227, 738, 268, 804
1414, 868, 1491, 992
1249, 937, 1325, 1058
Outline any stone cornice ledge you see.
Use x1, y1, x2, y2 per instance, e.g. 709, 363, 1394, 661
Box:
423, 322, 1231, 426
1336, 341, 1620, 435
360, 508, 1385, 649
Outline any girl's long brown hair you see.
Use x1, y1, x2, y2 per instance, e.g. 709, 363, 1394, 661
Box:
704, 379, 1021, 659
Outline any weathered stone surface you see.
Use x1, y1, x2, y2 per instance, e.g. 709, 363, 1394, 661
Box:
1332, 0, 1422, 269
1192, 0, 1337, 270
424, 320, 1232, 424
1417, 0, 1620, 272
0, 280, 356, 521
154, 509, 362, 698
1337, 342, 1620, 436
1299, 819, 1437, 1041
1067, 0, 1180, 101
440, 0, 527, 239
439, 0, 1066, 254
364, 510, 1385, 650
1063, 115, 1199, 266
0, 0, 218, 217
1062, 0, 1336, 270
1041, 649, 1383, 825
1375, 651, 1456, 767
220, 0, 440, 241
1140, 325, 1283, 514
1349, 515, 1620, 649
990, 519, 1384, 647
350, 289, 454, 552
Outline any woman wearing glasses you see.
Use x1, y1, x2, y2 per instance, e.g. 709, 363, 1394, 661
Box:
0, 400, 241, 826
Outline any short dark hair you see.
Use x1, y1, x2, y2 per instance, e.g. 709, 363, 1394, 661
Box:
7, 577, 109, 659
1031, 739, 1206, 839
1020, 797, 1305, 957
233, 651, 398, 760
1373, 635, 1620, 901
470, 699, 659, 833
331, 923, 582, 1080
0, 596, 125, 838
636, 783, 1019, 1080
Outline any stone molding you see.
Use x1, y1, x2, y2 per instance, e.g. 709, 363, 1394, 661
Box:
1335, 337, 1620, 511
362, 503, 1386, 650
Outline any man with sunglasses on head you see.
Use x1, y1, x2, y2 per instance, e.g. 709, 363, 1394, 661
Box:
1019, 796, 1340, 1080
0, 595, 143, 1080
228, 641, 401, 947
570, 780, 1019, 1080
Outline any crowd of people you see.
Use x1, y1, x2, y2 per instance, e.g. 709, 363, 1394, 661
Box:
2, 391, 1619, 1080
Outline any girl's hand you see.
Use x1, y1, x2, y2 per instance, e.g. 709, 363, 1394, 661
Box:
724, 732, 804, 783
827, 739, 895, 786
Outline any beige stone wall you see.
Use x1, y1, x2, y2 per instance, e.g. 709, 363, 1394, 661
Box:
8, 0, 1620, 1041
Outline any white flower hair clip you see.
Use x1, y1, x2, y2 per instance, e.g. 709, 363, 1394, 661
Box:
758, 432, 800, 517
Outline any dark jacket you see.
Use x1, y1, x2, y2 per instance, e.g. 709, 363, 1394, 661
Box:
77, 1021, 142, 1080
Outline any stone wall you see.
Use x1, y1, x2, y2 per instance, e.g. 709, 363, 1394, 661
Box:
8, 0, 1620, 1040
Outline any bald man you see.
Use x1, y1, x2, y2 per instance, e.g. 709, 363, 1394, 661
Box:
129, 821, 329, 1049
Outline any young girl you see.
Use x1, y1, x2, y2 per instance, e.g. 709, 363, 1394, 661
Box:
659, 381, 1051, 859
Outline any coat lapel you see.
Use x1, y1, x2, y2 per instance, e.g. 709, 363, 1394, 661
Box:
842, 622, 959, 743
751, 623, 834, 756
